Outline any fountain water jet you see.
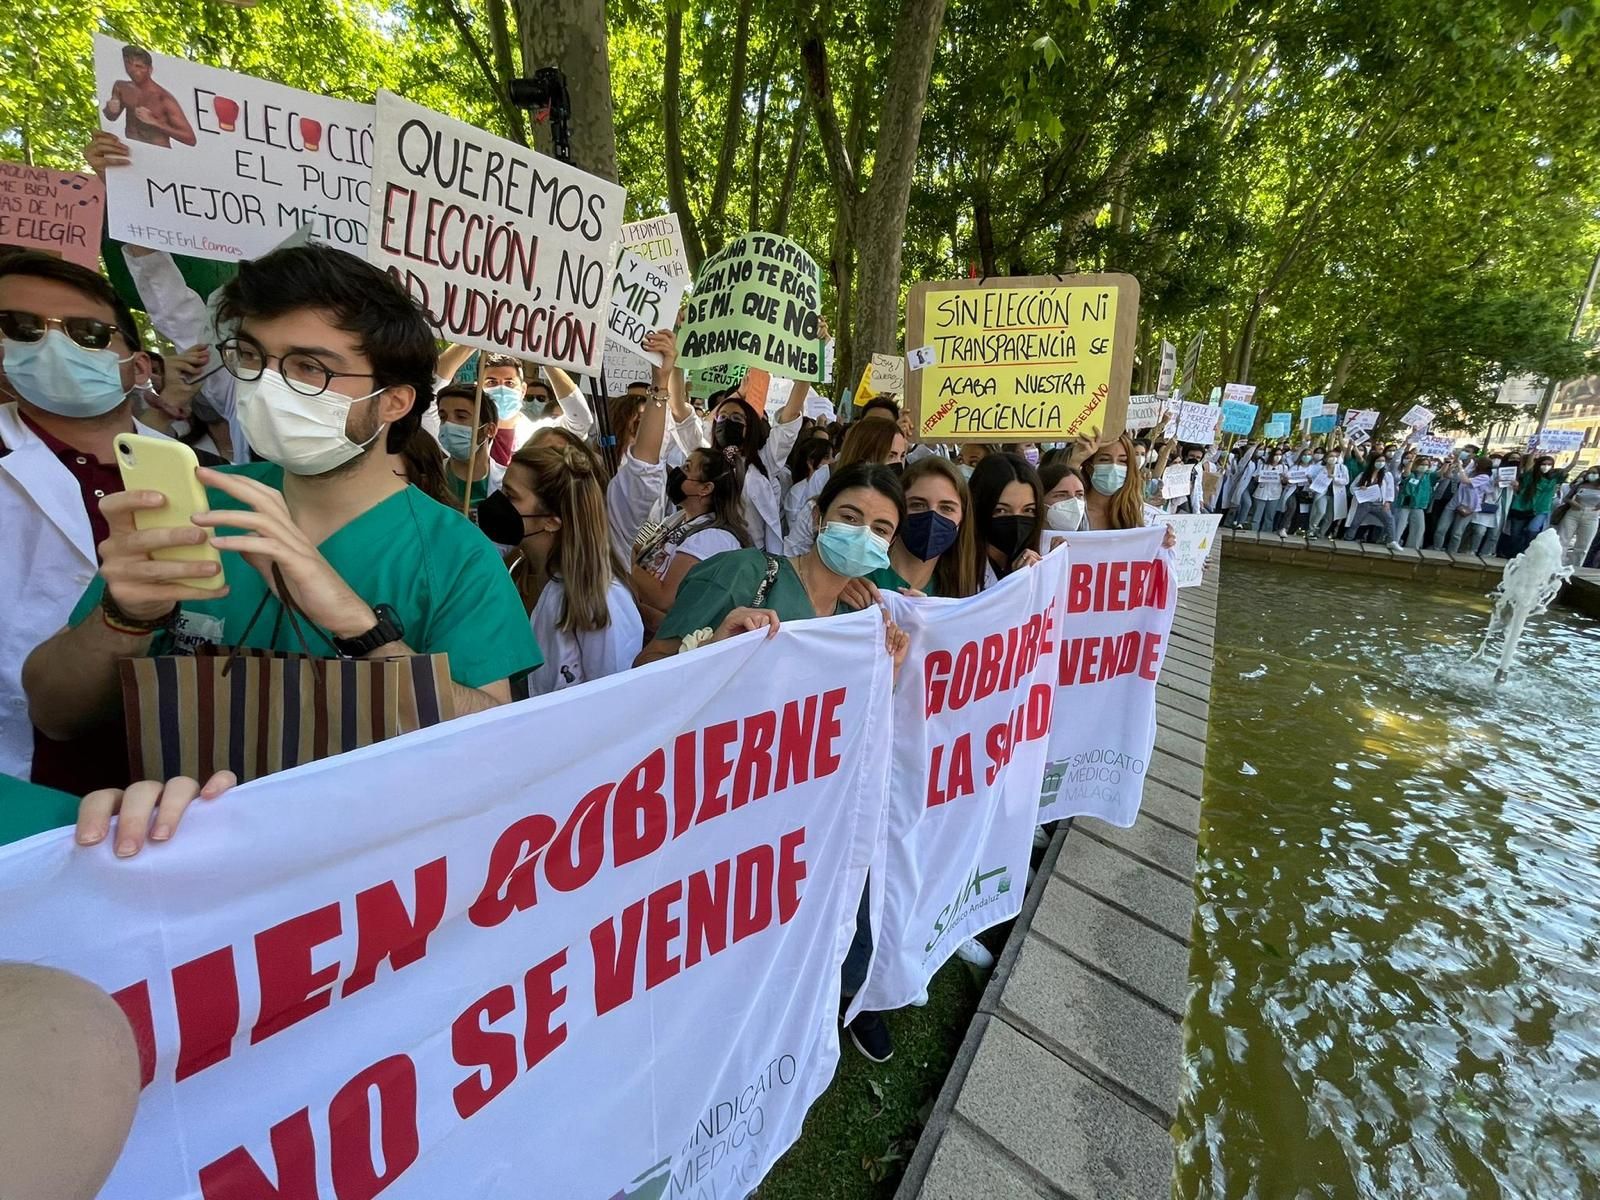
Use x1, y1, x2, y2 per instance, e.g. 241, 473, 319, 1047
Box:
1471, 527, 1573, 682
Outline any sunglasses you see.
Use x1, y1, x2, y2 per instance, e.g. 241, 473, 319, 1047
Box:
0, 309, 123, 351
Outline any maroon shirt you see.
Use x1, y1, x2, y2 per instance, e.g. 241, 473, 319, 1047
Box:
18, 411, 124, 550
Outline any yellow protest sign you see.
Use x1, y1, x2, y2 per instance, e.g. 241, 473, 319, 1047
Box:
905, 274, 1140, 443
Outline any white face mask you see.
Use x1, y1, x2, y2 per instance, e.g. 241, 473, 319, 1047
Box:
236, 369, 386, 476
1045, 497, 1086, 531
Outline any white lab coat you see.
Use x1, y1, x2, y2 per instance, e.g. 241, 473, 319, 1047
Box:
527, 578, 644, 695
0, 403, 167, 778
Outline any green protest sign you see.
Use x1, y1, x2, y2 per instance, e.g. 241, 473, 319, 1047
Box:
677, 233, 826, 382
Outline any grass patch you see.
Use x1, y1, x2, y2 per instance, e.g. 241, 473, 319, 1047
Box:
756, 958, 984, 1199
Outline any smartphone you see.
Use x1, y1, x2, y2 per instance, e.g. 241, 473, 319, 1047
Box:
113, 433, 225, 590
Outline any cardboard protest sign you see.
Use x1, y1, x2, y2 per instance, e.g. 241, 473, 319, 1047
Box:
1220, 399, 1258, 435
1174, 400, 1221, 445
868, 353, 905, 396
1222, 383, 1256, 407
677, 232, 826, 381
0, 609, 894, 1200
1497, 466, 1518, 486
1125, 394, 1162, 430
1532, 428, 1585, 453
1161, 514, 1222, 588
1401, 403, 1434, 429
608, 247, 687, 366
1417, 435, 1455, 458
1039, 527, 1176, 826
94, 36, 373, 260
905, 274, 1140, 443
0, 161, 104, 269
1156, 340, 1177, 399
1161, 462, 1197, 500
855, 555, 1068, 1015
1300, 394, 1324, 421
1348, 426, 1371, 447
619, 212, 689, 280
368, 92, 625, 370
1344, 409, 1379, 431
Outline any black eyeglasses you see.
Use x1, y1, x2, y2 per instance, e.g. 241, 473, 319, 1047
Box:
0, 310, 122, 351
218, 337, 376, 398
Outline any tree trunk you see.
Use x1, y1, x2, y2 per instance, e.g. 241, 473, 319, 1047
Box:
1234, 293, 1264, 384
485, 0, 529, 144
703, 0, 756, 254
663, 8, 707, 270
1326, 344, 1356, 405
975, 197, 997, 277
843, 0, 949, 361
513, 0, 616, 180
747, 45, 780, 232
771, 100, 809, 235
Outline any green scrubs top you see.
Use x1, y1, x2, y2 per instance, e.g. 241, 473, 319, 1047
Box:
72, 462, 541, 687
445, 471, 491, 511
868, 566, 939, 597
658, 549, 844, 640
0, 773, 78, 847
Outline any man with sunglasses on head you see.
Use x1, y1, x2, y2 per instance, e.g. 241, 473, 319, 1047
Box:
23, 244, 540, 790
0, 250, 168, 784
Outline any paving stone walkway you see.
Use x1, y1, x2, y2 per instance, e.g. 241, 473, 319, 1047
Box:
896, 553, 1218, 1200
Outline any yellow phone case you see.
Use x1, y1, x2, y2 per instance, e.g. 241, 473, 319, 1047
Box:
113, 433, 225, 590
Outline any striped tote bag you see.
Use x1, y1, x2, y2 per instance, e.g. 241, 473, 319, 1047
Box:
119, 572, 456, 784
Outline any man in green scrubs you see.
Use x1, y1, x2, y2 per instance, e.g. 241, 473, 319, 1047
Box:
23, 245, 539, 789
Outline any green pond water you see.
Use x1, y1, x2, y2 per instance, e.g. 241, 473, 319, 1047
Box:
1175, 561, 1600, 1199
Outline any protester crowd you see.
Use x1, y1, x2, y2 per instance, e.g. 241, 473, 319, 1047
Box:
1152, 427, 1600, 567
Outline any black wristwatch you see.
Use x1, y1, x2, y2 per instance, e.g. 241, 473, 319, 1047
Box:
332, 604, 404, 658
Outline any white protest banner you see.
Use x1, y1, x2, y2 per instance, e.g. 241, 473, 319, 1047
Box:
1401, 403, 1434, 429
677, 232, 826, 381
1300, 394, 1325, 421
0, 610, 892, 1200
1344, 409, 1379, 431
369, 91, 625, 369
1162, 514, 1222, 588
1161, 462, 1197, 500
619, 212, 689, 280
94, 36, 373, 260
1156, 340, 1177, 399
1417, 435, 1455, 458
1222, 382, 1256, 407
1038, 527, 1176, 826
854, 554, 1069, 1015
1126, 393, 1162, 430
1174, 399, 1221, 445
608, 247, 688, 366
1286, 467, 1310, 486
0, 160, 105, 269
868, 353, 906, 396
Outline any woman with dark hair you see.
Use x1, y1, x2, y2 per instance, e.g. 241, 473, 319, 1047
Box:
1343, 450, 1398, 545
393, 427, 454, 509
868, 456, 978, 598
785, 418, 908, 554
632, 446, 752, 629
706, 377, 809, 553
782, 427, 834, 550
636, 463, 909, 664
1040, 462, 1087, 532
969, 452, 1044, 588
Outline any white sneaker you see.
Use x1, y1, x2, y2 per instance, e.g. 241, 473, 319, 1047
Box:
909, 986, 929, 1007
956, 937, 995, 970
1388, 541, 1404, 550
1032, 826, 1049, 850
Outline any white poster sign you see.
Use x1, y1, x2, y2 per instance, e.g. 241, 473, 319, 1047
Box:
1161, 514, 1222, 588
1222, 382, 1256, 407
619, 213, 689, 281
1401, 403, 1434, 430
1299, 394, 1324, 421
1161, 462, 1196, 500
368, 91, 626, 369
93, 36, 374, 260
1344, 409, 1379, 431
1038, 527, 1176, 826
868, 353, 905, 396
0, 612, 893, 1200
1320, 402, 1339, 417
1178, 334, 1204, 397
1175, 400, 1222, 446
1156, 341, 1177, 399
1126, 393, 1162, 430
1416, 435, 1455, 458
608, 247, 688, 366
854, 555, 1069, 1015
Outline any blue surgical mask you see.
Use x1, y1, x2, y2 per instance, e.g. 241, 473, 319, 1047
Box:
485, 385, 522, 421
3, 330, 135, 418
816, 521, 892, 578
439, 421, 478, 461
900, 509, 959, 561
958, 464, 974, 480
1090, 463, 1127, 496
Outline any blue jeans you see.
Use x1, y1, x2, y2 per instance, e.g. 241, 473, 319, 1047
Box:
1498, 511, 1548, 558
842, 885, 872, 998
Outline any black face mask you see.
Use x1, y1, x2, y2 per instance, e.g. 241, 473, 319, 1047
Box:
984, 514, 1032, 561
666, 466, 688, 507
886, 460, 905, 477
476, 489, 532, 546
713, 419, 746, 450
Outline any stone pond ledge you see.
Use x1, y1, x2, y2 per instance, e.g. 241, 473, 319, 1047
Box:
895, 553, 1218, 1200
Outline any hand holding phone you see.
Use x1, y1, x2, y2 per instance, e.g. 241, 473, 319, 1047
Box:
103, 435, 225, 615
